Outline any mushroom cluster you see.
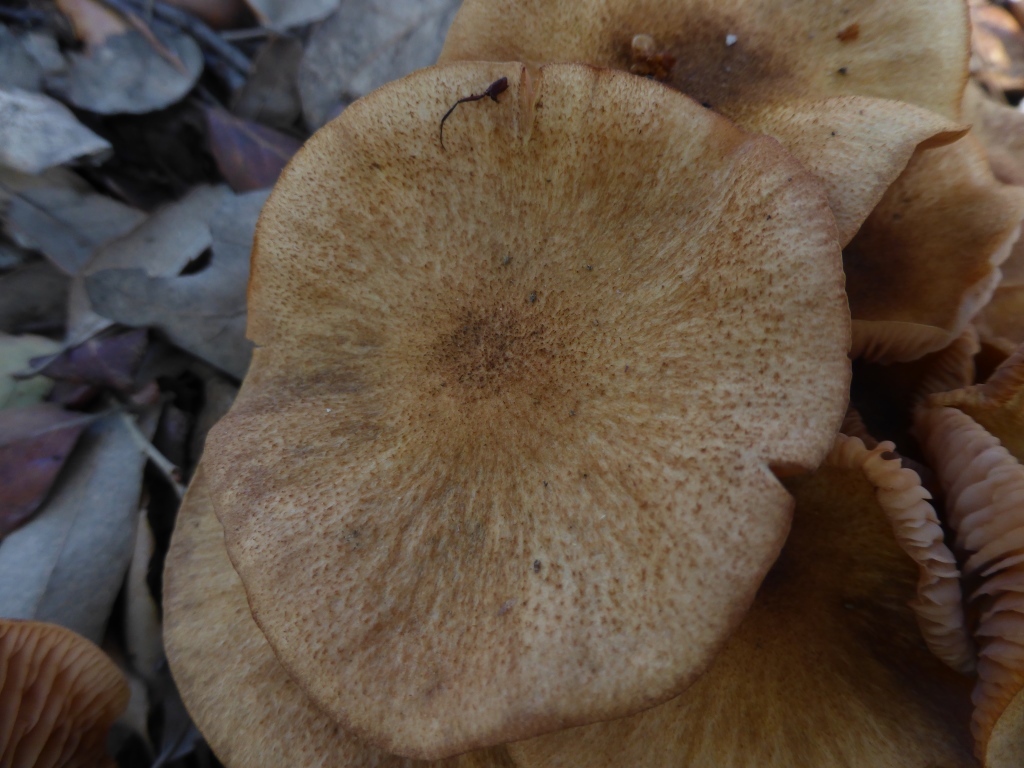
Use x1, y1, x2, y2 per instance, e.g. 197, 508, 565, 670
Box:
164, 0, 1024, 765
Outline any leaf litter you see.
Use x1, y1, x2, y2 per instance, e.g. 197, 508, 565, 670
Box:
0, 0, 490, 764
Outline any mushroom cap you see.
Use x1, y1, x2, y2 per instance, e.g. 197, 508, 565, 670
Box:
204, 62, 851, 758
845, 134, 1024, 363
0, 619, 129, 768
439, 0, 968, 244
164, 465, 511, 768
504, 434, 976, 767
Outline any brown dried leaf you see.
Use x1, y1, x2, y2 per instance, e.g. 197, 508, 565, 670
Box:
0, 404, 95, 538
205, 107, 302, 192
34, 328, 148, 393
56, 0, 129, 48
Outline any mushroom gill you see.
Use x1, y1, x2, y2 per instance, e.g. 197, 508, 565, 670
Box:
0, 619, 129, 768
501, 434, 976, 767
439, 0, 968, 245
203, 62, 850, 758
916, 347, 1024, 764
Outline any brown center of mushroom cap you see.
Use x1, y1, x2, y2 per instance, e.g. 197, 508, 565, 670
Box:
623, 24, 795, 112
434, 301, 572, 403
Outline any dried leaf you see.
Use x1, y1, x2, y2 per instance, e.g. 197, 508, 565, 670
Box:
0, 333, 61, 409
0, 410, 148, 643
163, 0, 249, 29
243, 0, 340, 30
35, 328, 147, 392
48, 28, 203, 115
0, 404, 96, 538
56, 0, 129, 47
0, 259, 69, 335
85, 190, 266, 378
66, 184, 230, 346
205, 106, 302, 192
125, 509, 162, 680
231, 35, 304, 130
0, 87, 111, 175
298, 0, 460, 128
1, 168, 145, 275
0, 26, 43, 92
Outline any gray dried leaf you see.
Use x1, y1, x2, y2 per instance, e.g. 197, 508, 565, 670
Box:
0, 26, 42, 91
0, 410, 148, 643
1, 168, 145, 275
243, 0, 340, 29
21, 32, 68, 78
0, 88, 111, 174
48, 28, 203, 115
66, 185, 229, 346
231, 35, 304, 130
0, 259, 69, 335
0, 333, 61, 409
299, 0, 460, 128
85, 190, 267, 379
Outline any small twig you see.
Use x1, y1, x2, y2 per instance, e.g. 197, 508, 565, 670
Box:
219, 27, 270, 42
119, 411, 186, 499
123, 0, 251, 75
96, 0, 189, 75
439, 76, 510, 150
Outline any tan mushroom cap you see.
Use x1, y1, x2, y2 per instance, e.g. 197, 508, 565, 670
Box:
164, 466, 512, 768
439, 0, 967, 244
504, 434, 976, 767
205, 62, 851, 758
0, 619, 129, 768
914, 403, 1024, 764
845, 134, 1024, 363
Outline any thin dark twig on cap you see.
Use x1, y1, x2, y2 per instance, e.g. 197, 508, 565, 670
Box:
439, 77, 510, 150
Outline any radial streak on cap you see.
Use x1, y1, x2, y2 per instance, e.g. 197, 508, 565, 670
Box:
503, 434, 975, 767
163, 466, 512, 768
0, 619, 129, 768
439, 0, 967, 245
204, 62, 850, 758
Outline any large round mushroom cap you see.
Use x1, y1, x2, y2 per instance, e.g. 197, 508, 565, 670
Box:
205, 62, 851, 758
439, 0, 968, 244
164, 465, 512, 768
505, 434, 976, 767
0, 619, 129, 768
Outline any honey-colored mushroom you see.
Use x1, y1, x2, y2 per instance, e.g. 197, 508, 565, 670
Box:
502, 434, 976, 767
0, 619, 129, 768
204, 62, 850, 758
439, 0, 968, 245
916, 347, 1024, 764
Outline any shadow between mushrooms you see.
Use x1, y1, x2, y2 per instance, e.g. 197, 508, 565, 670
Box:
204, 62, 851, 759
439, 0, 968, 245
